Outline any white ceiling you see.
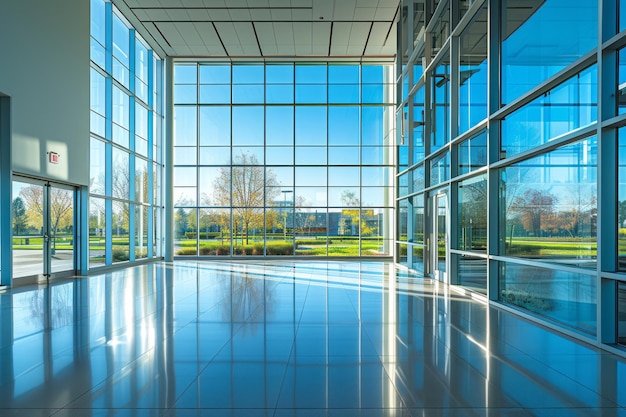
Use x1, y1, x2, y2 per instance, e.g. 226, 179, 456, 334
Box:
112, 0, 399, 60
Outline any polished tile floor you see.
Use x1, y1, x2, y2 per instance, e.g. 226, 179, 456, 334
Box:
0, 261, 625, 417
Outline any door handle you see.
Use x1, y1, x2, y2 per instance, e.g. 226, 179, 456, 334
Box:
43, 234, 49, 242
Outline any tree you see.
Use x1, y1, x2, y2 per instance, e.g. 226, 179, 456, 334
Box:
19, 186, 73, 247
511, 189, 556, 237
174, 208, 189, 238
213, 152, 280, 244
12, 197, 27, 235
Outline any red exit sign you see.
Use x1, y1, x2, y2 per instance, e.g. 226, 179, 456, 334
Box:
49, 152, 59, 164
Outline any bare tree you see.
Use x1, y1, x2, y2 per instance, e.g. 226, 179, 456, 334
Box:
213, 152, 280, 244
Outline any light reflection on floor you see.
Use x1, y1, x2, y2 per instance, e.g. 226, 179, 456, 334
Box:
0, 260, 625, 417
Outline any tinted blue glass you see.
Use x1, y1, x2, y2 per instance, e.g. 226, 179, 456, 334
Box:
295, 146, 327, 165
199, 65, 230, 84
200, 106, 230, 146
502, 0, 597, 104
174, 106, 197, 146
266, 84, 294, 104
329, 65, 359, 83
501, 65, 597, 158
200, 147, 230, 165
199, 85, 230, 104
458, 174, 487, 253
501, 137, 597, 268
232, 84, 264, 103
295, 107, 326, 145
233, 65, 264, 83
398, 173, 409, 197
175, 85, 197, 104
458, 130, 487, 176
459, 7, 487, 135
90, 0, 105, 44
362, 107, 384, 146
329, 84, 359, 103
266, 106, 294, 146
430, 151, 449, 186
295, 84, 327, 103
175, 65, 198, 84
362, 85, 384, 103
232, 106, 264, 146
266, 147, 294, 165
329, 107, 359, 146
622, 0, 626, 32
267, 65, 294, 83
430, 61, 450, 152
412, 164, 425, 192
499, 262, 596, 335
328, 147, 360, 165
296, 65, 327, 83
362, 66, 384, 83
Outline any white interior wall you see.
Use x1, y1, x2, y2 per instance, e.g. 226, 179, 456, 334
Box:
0, 0, 90, 186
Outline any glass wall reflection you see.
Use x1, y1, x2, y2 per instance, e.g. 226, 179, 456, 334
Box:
500, 137, 597, 268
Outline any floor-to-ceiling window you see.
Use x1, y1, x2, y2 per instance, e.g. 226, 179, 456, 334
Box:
395, 0, 626, 349
89, 0, 163, 269
173, 62, 395, 257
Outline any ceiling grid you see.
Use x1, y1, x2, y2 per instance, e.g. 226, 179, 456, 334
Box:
114, 0, 398, 59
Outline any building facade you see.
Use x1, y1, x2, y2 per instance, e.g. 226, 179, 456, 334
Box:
395, 0, 626, 349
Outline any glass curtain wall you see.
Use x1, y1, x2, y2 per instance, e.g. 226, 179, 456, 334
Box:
89, 0, 163, 268
173, 63, 395, 257
395, 0, 626, 348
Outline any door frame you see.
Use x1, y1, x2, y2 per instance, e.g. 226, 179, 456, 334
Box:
431, 191, 449, 283
12, 175, 78, 284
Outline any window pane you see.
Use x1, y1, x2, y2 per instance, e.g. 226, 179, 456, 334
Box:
112, 201, 130, 262
232, 107, 263, 146
329, 107, 359, 146
459, 6, 487, 134
266, 106, 294, 146
499, 262, 596, 335
501, 0, 597, 104
174, 106, 197, 146
501, 137, 597, 268
501, 66, 597, 159
112, 87, 130, 148
458, 174, 487, 252
200, 106, 230, 146
112, 148, 130, 199
458, 254, 487, 294
458, 130, 487, 176
199, 65, 230, 84
296, 107, 327, 145
90, 138, 106, 195
89, 197, 106, 268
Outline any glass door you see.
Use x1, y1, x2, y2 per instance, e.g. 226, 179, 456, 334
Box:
12, 178, 76, 282
432, 193, 448, 283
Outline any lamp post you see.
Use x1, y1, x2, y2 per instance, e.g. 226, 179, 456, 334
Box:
281, 190, 292, 241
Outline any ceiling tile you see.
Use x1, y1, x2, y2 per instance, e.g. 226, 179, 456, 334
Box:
374, 7, 396, 20
180, 0, 204, 6
333, 0, 357, 20
271, 8, 293, 20
144, 9, 171, 21
229, 9, 252, 20
176, 22, 203, 45
206, 9, 231, 20
186, 9, 211, 21
354, 7, 376, 20
312, 0, 333, 21
156, 22, 185, 46
292, 9, 312, 20
166, 9, 192, 21
250, 9, 272, 20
